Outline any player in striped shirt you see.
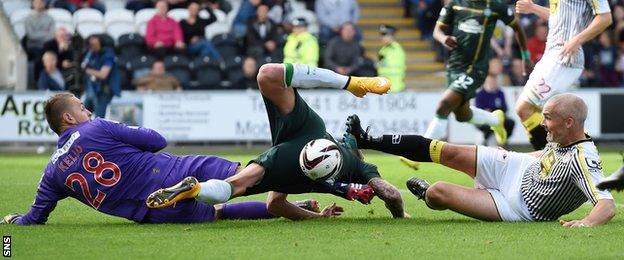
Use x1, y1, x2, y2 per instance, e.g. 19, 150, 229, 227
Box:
345, 93, 616, 227
514, 0, 612, 150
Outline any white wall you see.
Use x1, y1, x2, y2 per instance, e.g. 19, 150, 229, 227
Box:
0, 8, 27, 90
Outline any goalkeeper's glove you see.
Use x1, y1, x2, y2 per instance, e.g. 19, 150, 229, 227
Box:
1, 213, 22, 224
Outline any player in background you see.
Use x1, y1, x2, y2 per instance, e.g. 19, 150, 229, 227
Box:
1, 93, 373, 225
424, 0, 532, 145
147, 63, 410, 220
345, 93, 615, 227
597, 154, 624, 191
514, 0, 612, 150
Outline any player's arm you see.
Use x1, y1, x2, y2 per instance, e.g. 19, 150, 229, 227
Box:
515, 0, 550, 20
560, 199, 615, 227
561, 12, 612, 59
433, 23, 457, 50
368, 178, 406, 218
266, 191, 343, 220
2, 172, 67, 225
101, 119, 168, 152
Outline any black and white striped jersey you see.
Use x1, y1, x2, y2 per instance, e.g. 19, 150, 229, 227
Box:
546, 0, 610, 68
520, 138, 613, 221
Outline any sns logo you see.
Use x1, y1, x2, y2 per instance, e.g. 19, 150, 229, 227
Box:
3, 236, 10, 257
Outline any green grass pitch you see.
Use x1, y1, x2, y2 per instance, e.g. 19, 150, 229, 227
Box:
1, 149, 623, 259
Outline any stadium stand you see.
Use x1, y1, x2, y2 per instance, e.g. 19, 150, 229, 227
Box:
192, 55, 222, 89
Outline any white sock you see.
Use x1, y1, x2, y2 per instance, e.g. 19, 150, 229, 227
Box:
424, 117, 448, 139
196, 179, 232, 204
468, 106, 500, 126
286, 63, 348, 89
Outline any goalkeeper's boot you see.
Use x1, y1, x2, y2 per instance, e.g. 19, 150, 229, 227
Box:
345, 183, 375, 204
344, 114, 372, 149
597, 165, 624, 191
146, 176, 200, 208
346, 76, 391, 97
490, 110, 508, 145
294, 199, 320, 213
406, 177, 430, 201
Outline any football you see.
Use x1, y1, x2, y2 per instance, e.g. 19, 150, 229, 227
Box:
299, 138, 343, 181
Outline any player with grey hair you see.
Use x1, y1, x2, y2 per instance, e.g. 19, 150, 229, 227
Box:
344, 93, 616, 227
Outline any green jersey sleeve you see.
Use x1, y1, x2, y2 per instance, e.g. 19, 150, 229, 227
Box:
437, 0, 455, 26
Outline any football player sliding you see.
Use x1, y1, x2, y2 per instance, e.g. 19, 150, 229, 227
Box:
146, 63, 409, 220
2, 63, 405, 225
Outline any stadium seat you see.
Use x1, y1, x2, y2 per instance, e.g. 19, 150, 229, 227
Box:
204, 22, 230, 40
198, 9, 210, 19
192, 56, 222, 89
9, 8, 31, 24
288, 0, 307, 12
129, 54, 156, 79
12, 22, 26, 40
77, 23, 105, 38
116, 55, 133, 90
47, 8, 73, 23
2, 0, 30, 15
212, 9, 227, 23
104, 9, 134, 25
167, 8, 188, 22
117, 33, 145, 58
73, 8, 104, 25
135, 8, 156, 36
102, 0, 127, 10
223, 56, 244, 88
97, 33, 116, 49
212, 33, 240, 59
164, 54, 191, 88
106, 23, 136, 43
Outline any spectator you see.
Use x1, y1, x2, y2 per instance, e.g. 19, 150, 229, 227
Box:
415, 0, 442, 40
527, 23, 547, 64
205, 0, 232, 14
24, 0, 55, 59
597, 32, 620, 87
283, 18, 319, 67
53, 0, 106, 13
43, 28, 76, 86
315, 0, 360, 44
82, 35, 121, 118
474, 58, 515, 147
509, 59, 527, 86
180, 1, 221, 60
125, 0, 154, 13
242, 57, 259, 89
377, 25, 405, 92
133, 60, 182, 91
146, 0, 186, 58
612, 5, 624, 39
323, 22, 362, 75
38, 52, 66, 91
490, 20, 514, 64
167, 0, 189, 9
232, 0, 262, 38
245, 4, 280, 59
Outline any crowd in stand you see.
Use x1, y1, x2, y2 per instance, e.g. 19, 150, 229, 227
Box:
6, 0, 624, 101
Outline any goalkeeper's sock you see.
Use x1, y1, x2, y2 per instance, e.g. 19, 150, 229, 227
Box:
522, 112, 548, 150
423, 116, 448, 139
366, 135, 446, 164
220, 202, 276, 220
284, 63, 349, 90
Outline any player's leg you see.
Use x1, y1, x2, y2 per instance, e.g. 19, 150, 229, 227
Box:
346, 114, 478, 177
413, 181, 501, 221
515, 99, 547, 150
454, 97, 507, 145
423, 89, 463, 139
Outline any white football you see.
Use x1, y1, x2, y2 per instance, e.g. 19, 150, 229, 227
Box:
299, 138, 343, 181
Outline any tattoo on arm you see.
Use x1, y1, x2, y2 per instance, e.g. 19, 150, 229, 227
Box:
369, 178, 404, 218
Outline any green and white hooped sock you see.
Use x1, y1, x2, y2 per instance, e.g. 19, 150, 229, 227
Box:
283, 63, 349, 89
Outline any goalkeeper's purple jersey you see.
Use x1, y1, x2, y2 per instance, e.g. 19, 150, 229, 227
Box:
18, 118, 190, 224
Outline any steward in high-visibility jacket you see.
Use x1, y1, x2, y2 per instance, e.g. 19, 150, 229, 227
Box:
283, 18, 319, 67
377, 24, 406, 92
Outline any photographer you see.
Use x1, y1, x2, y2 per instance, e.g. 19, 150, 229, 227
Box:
81, 35, 121, 118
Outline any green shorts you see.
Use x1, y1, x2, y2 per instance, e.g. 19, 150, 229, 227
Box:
246, 89, 381, 195
447, 70, 487, 100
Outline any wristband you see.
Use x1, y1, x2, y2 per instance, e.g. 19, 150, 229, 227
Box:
521, 50, 531, 60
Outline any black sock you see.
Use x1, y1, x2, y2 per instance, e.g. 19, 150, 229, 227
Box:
529, 125, 548, 150
366, 135, 439, 162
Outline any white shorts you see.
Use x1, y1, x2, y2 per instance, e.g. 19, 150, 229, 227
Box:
474, 146, 536, 221
519, 51, 583, 109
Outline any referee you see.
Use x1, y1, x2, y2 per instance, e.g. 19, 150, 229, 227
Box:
344, 93, 616, 227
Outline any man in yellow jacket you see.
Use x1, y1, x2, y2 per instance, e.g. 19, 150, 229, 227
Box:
377, 25, 406, 92
283, 18, 319, 67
